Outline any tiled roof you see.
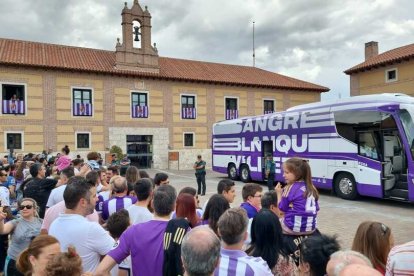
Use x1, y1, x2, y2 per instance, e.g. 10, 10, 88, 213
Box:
344, 43, 414, 75
0, 38, 329, 92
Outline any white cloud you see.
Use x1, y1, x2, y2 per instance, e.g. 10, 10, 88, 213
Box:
0, 0, 413, 101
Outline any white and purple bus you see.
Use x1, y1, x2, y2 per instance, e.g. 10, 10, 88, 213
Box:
212, 93, 414, 201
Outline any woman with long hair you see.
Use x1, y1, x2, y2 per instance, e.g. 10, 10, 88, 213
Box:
14, 161, 27, 189
0, 198, 43, 275
125, 166, 140, 196
351, 221, 394, 275
246, 209, 298, 276
202, 194, 230, 235
16, 235, 61, 276
175, 193, 200, 228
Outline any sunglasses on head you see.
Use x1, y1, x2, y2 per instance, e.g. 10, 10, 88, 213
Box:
19, 205, 33, 210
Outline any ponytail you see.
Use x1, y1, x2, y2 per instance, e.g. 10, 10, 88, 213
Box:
61, 145, 70, 155
16, 235, 59, 275
302, 159, 319, 200
284, 158, 319, 200
16, 248, 31, 274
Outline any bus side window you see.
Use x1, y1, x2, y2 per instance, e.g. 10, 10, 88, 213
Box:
358, 132, 378, 160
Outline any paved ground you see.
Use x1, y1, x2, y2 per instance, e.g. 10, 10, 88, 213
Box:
146, 168, 414, 249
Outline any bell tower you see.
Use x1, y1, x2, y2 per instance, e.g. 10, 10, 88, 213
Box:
115, 0, 159, 73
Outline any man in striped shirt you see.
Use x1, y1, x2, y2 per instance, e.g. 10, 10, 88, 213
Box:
214, 208, 272, 276
386, 240, 414, 276
101, 176, 137, 221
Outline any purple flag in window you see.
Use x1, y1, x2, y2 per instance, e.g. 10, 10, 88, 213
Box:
226, 109, 238, 120
132, 105, 148, 118
2, 100, 25, 114
182, 107, 196, 119
74, 103, 92, 116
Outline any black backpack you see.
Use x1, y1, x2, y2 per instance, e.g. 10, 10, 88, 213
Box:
162, 218, 190, 276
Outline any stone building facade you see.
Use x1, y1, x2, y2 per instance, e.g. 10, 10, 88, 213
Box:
345, 41, 414, 97
0, 1, 329, 169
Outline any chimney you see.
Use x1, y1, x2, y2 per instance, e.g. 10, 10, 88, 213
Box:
365, 41, 378, 60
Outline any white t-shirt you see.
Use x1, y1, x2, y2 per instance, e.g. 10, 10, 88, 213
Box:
96, 183, 103, 193
49, 214, 114, 273
46, 185, 66, 208
127, 205, 153, 225
0, 186, 10, 206
99, 190, 111, 201
41, 201, 99, 232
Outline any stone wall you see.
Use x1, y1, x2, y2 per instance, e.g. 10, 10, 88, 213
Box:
170, 148, 211, 170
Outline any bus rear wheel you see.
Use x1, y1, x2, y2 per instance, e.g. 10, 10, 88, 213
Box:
240, 165, 251, 183
227, 164, 238, 180
334, 172, 358, 200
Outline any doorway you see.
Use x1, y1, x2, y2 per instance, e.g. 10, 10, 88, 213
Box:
262, 141, 273, 179
126, 135, 153, 169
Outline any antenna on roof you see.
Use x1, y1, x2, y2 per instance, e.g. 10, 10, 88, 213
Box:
252, 21, 256, 67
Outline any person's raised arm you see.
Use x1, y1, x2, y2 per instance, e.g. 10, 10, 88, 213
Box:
0, 211, 15, 235
95, 255, 117, 276
275, 182, 283, 206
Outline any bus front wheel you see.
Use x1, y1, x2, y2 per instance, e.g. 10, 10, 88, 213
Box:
227, 164, 238, 180
334, 173, 358, 200
240, 165, 251, 183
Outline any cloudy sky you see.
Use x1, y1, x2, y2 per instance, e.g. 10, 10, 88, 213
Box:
0, 0, 413, 100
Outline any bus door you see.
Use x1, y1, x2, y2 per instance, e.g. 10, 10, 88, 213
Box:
262, 141, 273, 179
382, 131, 408, 200
356, 131, 382, 197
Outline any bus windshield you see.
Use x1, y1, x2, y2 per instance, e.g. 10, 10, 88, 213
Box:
398, 107, 414, 160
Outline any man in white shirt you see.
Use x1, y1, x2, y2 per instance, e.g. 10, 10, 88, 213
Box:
46, 167, 74, 208
49, 176, 114, 273
127, 178, 153, 224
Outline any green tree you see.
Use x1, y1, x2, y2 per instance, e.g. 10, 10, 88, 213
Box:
109, 145, 123, 160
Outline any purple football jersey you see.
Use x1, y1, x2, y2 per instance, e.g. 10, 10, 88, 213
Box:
278, 182, 319, 233
101, 196, 137, 221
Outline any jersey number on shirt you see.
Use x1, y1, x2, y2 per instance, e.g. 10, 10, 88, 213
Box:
305, 196, 317, 214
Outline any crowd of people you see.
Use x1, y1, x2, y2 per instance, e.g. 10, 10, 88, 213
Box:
0, 146, 412, 276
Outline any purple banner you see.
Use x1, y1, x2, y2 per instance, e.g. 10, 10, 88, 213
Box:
73, 103, 92, 116
132, 105, 148, 118
2, 100, 25, 114
226, 109, 238, 120
182, 107, 196, 119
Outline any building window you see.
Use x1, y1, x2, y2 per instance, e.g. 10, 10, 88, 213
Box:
76, 133, 90, 149
73, 88, 93, 116
1, 84, 25, 115
184, 133, 194, 147
386, 68, 398, 82
264, 100, 275, 114
131, 92, 149, 118
181, 95, 196, 119
5, 132, 22, 150
225, 97, 238, 120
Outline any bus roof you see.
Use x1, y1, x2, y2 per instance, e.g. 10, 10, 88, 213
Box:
213, 93, 414, 128
287, 93, 414, 111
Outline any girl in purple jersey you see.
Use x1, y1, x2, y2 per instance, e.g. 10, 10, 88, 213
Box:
275, 158, 319, 235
